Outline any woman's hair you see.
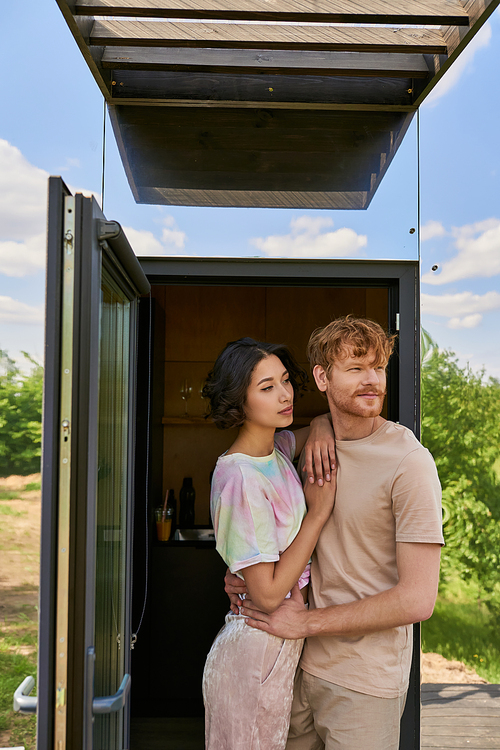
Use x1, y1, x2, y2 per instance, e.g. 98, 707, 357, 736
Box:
203, 337, 308, 430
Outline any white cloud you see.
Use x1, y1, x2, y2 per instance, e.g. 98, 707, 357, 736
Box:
421, 220, 446, 242
0, 139, 50, 242
0, 234, 46, 278
124, 216, 187, 255
57, 157, 82, 172
424, 21, 492, 107
0, 139, 99, 277
448, 314, 483, 329
250, 216, 367, 258
421, 290, 500, 329
0, 296, 44, 325
422, 218, 500, 285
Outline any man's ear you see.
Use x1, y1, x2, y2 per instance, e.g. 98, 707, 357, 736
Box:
312, 365, 328, 392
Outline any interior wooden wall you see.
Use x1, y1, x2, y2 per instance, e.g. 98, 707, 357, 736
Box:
152, 284, 388, 524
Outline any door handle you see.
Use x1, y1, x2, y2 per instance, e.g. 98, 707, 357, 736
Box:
13, 676, 37, 714
93, 674, 131, 714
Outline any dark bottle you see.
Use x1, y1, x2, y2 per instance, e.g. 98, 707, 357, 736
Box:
166, 489, 177, 535
179, 477, 195, 527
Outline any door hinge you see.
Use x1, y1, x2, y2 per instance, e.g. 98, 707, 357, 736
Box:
395, 313, 400, 331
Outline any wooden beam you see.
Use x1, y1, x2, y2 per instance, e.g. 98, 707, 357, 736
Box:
75, 0, 470, 26
138, 186, 370, 209
102, 47, 430, 78
108, 69, 416, 107
108, 99, 416, 112
90, 20, 447, 54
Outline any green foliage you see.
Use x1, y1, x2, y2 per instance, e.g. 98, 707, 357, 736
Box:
440, 479, 500, 600
422, 593, 500, 684
0, 351, 43, 477
421, 343, 500, 510
421, 334, 500, 611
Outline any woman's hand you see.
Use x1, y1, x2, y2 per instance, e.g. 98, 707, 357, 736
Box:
304, 469, 336, 523
224, 568, 248, 614
303, 414, 336, 486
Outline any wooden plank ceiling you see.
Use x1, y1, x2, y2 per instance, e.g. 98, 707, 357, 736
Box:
57, 0, 498, 209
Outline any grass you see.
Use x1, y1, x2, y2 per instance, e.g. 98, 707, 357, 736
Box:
0, 621, 37, 749
422, 578, 500, 684
24, 481, 41, 492
0, 491, 20, 501
0, 505, 26, 517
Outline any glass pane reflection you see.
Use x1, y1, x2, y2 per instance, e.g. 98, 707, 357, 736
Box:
94, 266, 131, 750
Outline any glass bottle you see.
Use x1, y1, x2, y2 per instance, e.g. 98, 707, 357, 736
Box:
166, 488, 177, 534
179, 477, 195, 527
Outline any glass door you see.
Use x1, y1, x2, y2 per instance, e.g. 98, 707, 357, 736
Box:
33, 177, 150, 750
93, 265, 132, 750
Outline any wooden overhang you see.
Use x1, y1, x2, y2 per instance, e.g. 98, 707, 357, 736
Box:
57, 1, 498, 209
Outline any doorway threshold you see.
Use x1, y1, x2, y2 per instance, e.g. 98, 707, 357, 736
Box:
131, 717, 204, 750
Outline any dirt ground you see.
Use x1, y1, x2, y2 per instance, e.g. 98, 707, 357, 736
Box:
0, 474, 41, 747
0, 473, 41, 628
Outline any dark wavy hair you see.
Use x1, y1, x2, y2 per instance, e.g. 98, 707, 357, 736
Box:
202, 338, 308, 430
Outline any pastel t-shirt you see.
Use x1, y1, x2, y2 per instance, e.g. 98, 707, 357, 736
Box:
210, 430, 310, 588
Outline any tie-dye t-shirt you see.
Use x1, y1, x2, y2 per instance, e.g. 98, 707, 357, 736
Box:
210, 430, 311, 589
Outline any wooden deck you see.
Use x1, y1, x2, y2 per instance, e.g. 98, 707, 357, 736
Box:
421, 683, 500, 749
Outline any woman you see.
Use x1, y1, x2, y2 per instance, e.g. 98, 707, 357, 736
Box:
202, 337, 336, 750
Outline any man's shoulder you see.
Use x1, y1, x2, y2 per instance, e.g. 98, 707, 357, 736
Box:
377, 421, 435, 464
378, 420, 422, 448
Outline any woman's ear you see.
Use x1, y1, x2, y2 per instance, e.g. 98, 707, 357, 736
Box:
312, 365, 328, 393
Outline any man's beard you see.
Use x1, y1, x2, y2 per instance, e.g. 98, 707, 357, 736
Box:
327, 387, 386, 418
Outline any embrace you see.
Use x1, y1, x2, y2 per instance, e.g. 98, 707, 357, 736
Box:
201, 316, 443, 750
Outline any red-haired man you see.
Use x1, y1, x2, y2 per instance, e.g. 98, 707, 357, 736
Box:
227, 316, 443, 750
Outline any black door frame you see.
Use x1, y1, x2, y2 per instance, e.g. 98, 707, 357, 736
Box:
137, 255, 421, 750
38, 179, 149, 750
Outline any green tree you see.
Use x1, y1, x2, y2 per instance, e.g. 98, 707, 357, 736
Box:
0, 350, 43, 476
421, 336, 500, 607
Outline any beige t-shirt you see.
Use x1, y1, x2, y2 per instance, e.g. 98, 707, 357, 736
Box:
300, 420, 444, 698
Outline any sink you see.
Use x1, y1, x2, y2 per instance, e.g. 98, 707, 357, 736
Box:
174, 528, 215, 542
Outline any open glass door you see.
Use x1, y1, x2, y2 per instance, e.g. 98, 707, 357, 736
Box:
23, 177, 150, 750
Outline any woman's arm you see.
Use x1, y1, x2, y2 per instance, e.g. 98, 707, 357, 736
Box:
294, 413, 335, 485
241, 478, 336, 614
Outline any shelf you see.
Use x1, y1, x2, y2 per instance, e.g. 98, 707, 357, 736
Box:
162, 416, 211, 425
162, 416, 311, 426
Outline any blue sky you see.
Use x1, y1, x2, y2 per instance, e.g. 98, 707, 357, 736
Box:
1, 3, 499, 377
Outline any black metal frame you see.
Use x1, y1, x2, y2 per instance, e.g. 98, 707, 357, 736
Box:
38, 180, 149, 750
38, 177, 71, 750
138, 255, 421, 750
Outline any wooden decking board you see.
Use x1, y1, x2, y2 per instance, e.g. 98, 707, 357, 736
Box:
421, 684, 500, 750
102, 46, 430, 78
423, 727, 500, 736
74, 0, 470, 25
90, 19, 447, 54
425, 718, 500, 726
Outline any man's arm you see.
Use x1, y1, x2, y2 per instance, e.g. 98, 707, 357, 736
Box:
241, 541, 441, 640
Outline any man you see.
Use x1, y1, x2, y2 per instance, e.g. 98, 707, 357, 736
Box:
227, 316, 444, 749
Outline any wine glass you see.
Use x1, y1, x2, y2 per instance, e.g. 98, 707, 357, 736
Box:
180, 379, 192, 415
